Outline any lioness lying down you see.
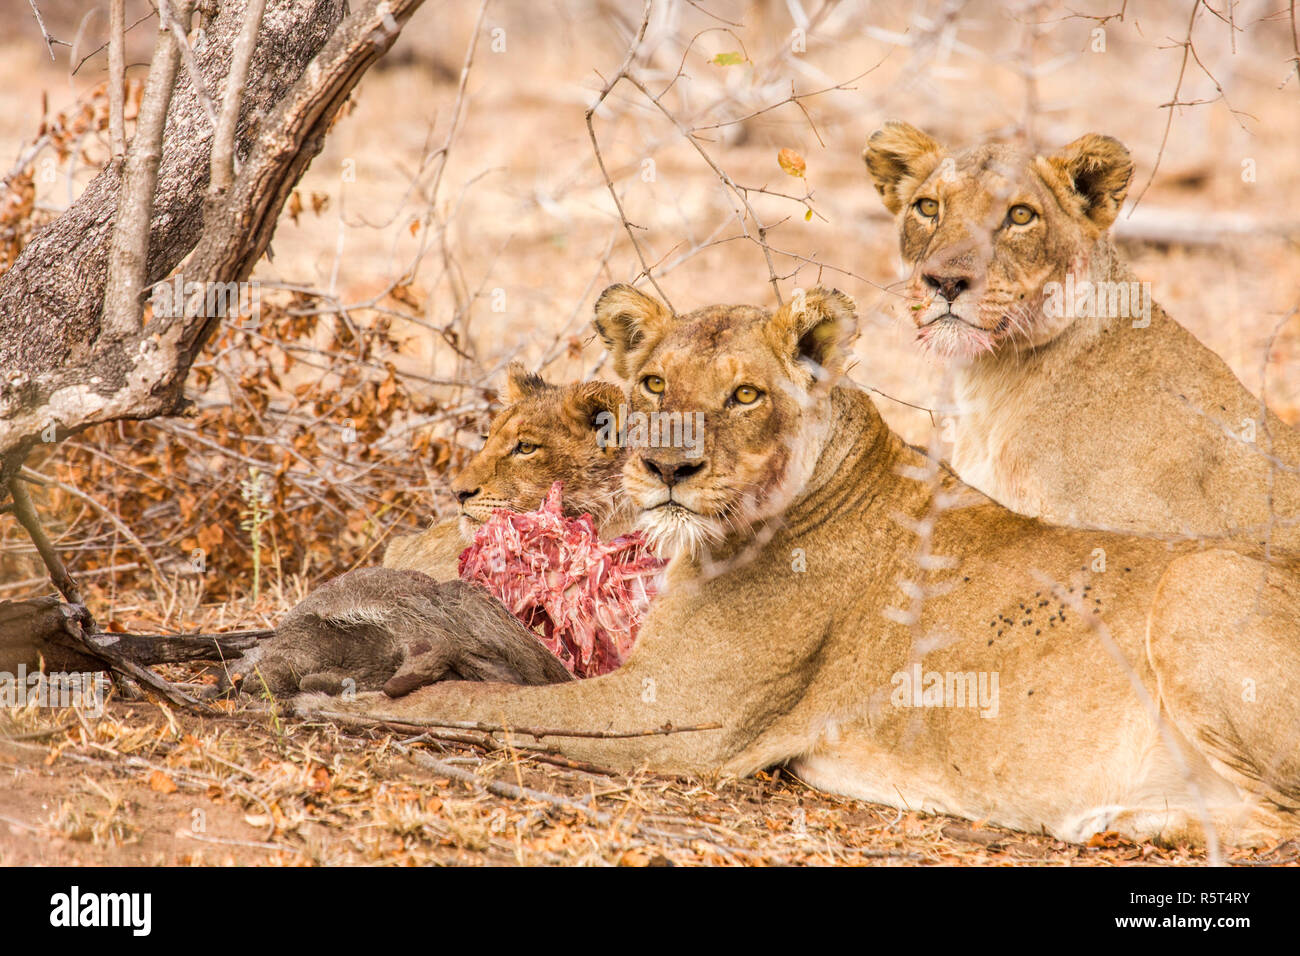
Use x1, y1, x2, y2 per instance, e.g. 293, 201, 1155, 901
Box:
383, 363, 628, 579
864, 122, 1300, 549
270, 285, 1300, 848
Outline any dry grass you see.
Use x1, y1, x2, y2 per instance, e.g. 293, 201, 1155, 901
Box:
6, 697, 1297, 866
1, 0, 1298, 865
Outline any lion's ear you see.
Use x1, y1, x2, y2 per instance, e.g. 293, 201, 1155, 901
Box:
593, 284, 673, 380
505, 361, 548, 403
770, 287, 857, 382
863, 121, 945, 215
1040, 133, 1132, 231
562, 380, 624, 434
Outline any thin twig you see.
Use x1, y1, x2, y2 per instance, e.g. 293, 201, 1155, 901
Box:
21, 466, 174, 603
1129, 0, 1217, 213
302, 707, 722, 740
27, 0, 60, 60
164, 0, 219, 130
584, 0, 674, 307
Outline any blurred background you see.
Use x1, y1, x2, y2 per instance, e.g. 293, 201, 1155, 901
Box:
1, 0, 1297, 630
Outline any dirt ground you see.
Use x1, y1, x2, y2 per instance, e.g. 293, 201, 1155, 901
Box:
7, 697, 1296, 867
1, 0, 1298, 866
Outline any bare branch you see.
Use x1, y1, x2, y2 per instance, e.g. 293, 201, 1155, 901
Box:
26, 0, 60, 60
584, 0, 673, 306
164, 0, 220, 131
101, 0, 197, 339
72, 8, 157, 77
5, 475, 83, 607
1289, 0, 1300, 89
21, 466, 172, 601
108, 0, 126, 158
211, 0, 267, 194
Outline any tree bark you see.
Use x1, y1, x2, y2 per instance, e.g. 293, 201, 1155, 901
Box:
0, 598, 101, 673
0, 0, 348, 481
0, 598, 270, 675
0, 0, 431, 691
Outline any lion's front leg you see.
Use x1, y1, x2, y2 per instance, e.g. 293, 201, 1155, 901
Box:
297, 660, 741, 774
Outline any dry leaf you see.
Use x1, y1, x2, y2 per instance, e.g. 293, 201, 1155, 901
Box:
308, 766, 331, 793
778, 147, 806, 178
148, 770, 178, 794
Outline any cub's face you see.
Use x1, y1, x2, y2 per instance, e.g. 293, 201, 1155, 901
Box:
864, 122, 1134, 361
593, 285, 855, 559
448, 367, 624, 539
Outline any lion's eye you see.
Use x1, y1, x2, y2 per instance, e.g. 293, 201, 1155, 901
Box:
732, 385, 761, 405
914, 197, 940, 218
643, 375, 665, 395
514, 441, 538, 455
1007, 204, 1036, 226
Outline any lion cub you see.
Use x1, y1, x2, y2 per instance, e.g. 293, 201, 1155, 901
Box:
383, 363, 629, 579
864, 122, 1299, 549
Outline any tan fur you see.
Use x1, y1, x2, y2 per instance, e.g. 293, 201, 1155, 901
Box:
593, 283, 855, 558
383, 364, 629, 579
310, 288, 1300, 848
864, 122, 1300, 548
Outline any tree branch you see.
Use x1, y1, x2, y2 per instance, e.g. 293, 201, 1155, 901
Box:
0, 0, 350, 480
4, 475, 83, 608
108, 0, 126, 158
211, 0, 267, 194
101, 0, 196, 340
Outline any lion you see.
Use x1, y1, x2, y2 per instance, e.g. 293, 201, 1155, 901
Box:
863, 122, 1300, 549
264, 284, 1300, 848
382, 363, 629, 579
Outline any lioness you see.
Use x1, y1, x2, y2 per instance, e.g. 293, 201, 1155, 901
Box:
383, 363, 629, 578
280, 285, 1300, 848
864, 122, 1300, 548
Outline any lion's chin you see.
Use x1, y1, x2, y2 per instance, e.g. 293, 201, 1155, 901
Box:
635, 504, 723, 561
457, 514, 485, 541
916, 315, 998, 363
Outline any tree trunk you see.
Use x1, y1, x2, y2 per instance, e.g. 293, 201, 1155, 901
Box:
0, 0, 431, 691
0, 0, 427, 482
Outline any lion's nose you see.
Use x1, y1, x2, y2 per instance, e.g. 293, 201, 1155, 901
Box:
642, 457, 704, 488
923, 273, 972, 302
455, 487, 480, 504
